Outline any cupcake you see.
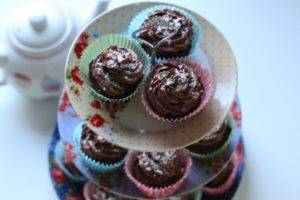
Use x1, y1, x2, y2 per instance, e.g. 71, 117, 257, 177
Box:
202, 155, 238, 195
186, 118, 232, 160
79, 34, 151, 103
206, 162, 234, 188
128, 5, 202, 59
137, 9, 193, 58
142, 59, 213, 123
74, 124, 127, 172
89, 45, 144, 99
84, 182, 126, 200
135, 151, 184, 187
125, 150, 192, 198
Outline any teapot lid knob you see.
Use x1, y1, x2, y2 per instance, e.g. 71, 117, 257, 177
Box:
7, 2, 75, 58
29, 13, 47, 32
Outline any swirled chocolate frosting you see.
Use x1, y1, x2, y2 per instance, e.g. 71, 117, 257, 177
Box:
81, 125, 127, 163
187, 120, 231, 154
134, 151, 183, 187
138, 9, 193, 57
147, 61, 203, 118
89, 45, 143, 98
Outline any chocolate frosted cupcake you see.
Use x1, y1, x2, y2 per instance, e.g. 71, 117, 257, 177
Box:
186, 117, 232, 160
147, 60, 203, 119
206, 162, 234, 188
125, 150, 192, 198
79, 34, 151, 104
134, 151, 184, 187
137, 9, 193, 57
142, 59, 214, 123
128, 5, 202, 59
202, 154, 239, 196
89, 45, 143, 99
73, 124, 127, 173
81, 125, 127, 164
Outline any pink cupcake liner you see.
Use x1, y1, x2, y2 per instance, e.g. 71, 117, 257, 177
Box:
141, 58, 214, 123
124, 151, 192, 198
202, 153, 239, 195
83, 182, 94, 200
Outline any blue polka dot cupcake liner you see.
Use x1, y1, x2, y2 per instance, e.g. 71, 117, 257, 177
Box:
73, 123, 126, 173
126, 4, 202, 60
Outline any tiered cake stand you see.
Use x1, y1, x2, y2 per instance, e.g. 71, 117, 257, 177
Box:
48, 2, 245, 200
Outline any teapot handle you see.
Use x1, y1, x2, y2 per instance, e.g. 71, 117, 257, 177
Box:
0, 44, 8, 85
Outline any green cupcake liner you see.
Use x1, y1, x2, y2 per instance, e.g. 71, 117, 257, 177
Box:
79, 34, 151, 103
186, 115, 234, 161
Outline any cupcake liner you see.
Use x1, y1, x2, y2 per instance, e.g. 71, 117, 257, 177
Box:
127, 4, 202, 60
73, 123, 126, 173
124, 151, 192, 198
186, 115, 234, 160
79, 34, 151, 103
202, 153, 239, 195
141, 58, 214, 123
83, 182, 94, 200
54, 140, 86, 182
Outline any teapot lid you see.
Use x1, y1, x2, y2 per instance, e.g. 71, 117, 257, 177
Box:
8, 3, 75, 58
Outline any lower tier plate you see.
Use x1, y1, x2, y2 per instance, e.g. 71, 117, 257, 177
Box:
48, 127, 245, 200
57, 92, 243, 199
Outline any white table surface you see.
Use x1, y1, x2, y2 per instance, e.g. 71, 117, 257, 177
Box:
1, 0, 300, 199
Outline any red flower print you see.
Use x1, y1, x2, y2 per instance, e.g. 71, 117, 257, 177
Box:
64, 144, 77, 160
74, 42, 88, 58
64, 144, 73, 152
74, 32, 89, 59
91, 100, 101, 109
51, 168, 67, 183
79, 32, 89, 42
90, 114, 105, 127
14, 73, 31, 83
58, 92, 72, 112
232, 111, 241, 121
70, 66, 83, 85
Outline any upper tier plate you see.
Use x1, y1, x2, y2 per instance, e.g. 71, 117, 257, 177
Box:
65, 2, 238, 151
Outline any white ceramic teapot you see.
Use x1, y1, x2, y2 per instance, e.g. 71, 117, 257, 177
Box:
0, 1, 109, 99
